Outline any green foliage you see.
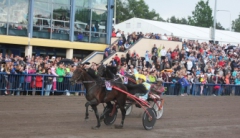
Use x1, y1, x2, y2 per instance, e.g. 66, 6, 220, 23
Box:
188, 0, 213, 27
116, 0, 164, 23
216, 22, 225, 30
232, 14, 240, 32
167, 16, 188, 25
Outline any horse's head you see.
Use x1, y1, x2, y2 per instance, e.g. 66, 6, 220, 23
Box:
97, 64, 107, 77
69, 66, 85, 85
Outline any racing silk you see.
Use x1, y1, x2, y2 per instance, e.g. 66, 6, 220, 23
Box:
139, 82, 151, 101
133, 68, 151, 100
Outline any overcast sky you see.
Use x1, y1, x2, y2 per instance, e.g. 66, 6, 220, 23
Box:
144, 0, 240, 29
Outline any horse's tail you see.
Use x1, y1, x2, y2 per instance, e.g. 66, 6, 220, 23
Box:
124, 84, 147, 95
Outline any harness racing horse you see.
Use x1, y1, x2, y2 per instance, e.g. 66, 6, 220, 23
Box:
102, 66, 137, 85
100, 65, 148, 107
69, 66, 129, 129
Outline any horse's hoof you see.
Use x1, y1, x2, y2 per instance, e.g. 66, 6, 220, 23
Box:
91, 126, 100, 130
85, 118, 89, 122
114, 124, 123, 129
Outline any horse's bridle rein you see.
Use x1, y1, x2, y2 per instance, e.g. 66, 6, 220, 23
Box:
76, 68, 97, 91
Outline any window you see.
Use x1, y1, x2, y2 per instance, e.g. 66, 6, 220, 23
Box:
32, 0, 70, 40
92, 0, 107, 10
76, 0, 91, 8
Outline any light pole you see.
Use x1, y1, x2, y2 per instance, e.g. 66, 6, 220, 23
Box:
217, 10, 231, 31
114, 0, 116, 25
213, 0, 217, 43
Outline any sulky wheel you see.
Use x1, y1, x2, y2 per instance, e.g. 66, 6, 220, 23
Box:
153, 101, 163, 119
142, 108, 157, 130
125, 104, 133, 116
103, 108, 117, 126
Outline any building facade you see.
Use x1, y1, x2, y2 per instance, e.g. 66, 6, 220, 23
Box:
0, 0, 114, 59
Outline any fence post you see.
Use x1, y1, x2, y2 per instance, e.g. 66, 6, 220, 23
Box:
218, 85, 222, 96
41, 76, 44, 96
192, 83, 195, 96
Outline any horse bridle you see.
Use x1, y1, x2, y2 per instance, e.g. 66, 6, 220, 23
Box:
76, 68, 97, 91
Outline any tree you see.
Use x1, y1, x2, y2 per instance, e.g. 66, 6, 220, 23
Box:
170, 16, 177, 23
188, 0, 213, 27
216, 22, 225, 30
116, 0, 164, 23
180, 18, 188, 24
168, 16, 188, 25
232, 14, 240, 32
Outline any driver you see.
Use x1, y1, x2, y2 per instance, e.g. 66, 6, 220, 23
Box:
136, 74, 151, 101
150, 78, 165, 109
150, 78, 165, 96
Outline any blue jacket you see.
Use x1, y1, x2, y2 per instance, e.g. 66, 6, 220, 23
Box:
178, 77, 190, 87
235, 78, 240, 85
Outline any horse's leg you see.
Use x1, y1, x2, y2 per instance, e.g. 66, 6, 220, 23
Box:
99, 101, 112, 122
106, 101, 113, 109
91, 105, 101, 129
85, 102, 90, 121
114, 97, 126, 129
85, 99, 98, 121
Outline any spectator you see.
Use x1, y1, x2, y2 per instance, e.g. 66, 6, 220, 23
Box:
77, 32, 83, 41
56, 63, 66, 95
45, 68, 53, 96
51, 63, 58, 92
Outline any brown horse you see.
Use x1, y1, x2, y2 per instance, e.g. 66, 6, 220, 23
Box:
69, 66, 129, 129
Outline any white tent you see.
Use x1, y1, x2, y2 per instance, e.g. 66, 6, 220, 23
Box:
114, 18, 240, 45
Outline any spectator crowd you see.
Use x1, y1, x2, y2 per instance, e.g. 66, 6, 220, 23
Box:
1, 27, 240, 97
106, 28, 240, 96
0, 54, 85, 96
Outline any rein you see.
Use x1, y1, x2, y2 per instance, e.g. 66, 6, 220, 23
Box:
127, 77, 137, 84
82, 81, 96, 83
77, 69, 98, 92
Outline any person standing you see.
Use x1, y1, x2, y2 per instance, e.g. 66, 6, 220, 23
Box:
160, 46, 167, 61
45, 68, 53, 96
145, 51, 150, 68
56, 63, 66, 95
51, 63, 58, 94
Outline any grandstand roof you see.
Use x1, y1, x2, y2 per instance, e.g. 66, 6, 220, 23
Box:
114, 18, 240, 44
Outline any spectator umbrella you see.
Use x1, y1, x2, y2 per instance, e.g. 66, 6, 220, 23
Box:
57, 59, 74, 66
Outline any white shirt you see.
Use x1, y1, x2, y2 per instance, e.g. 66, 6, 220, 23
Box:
116, 33, 121, 38
160, 49, 167, 56
161, 35, 168, 40
187, 61, 193, 70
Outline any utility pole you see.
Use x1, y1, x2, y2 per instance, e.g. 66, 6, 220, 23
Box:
213, 0, 217, 43
114, 0, 116, 25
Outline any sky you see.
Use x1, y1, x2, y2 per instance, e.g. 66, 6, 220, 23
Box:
144, 0, 240, 29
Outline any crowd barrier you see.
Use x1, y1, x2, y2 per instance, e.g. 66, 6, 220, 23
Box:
163, 83, 240, 96
0, 73, 86, 96
0, 73, 239, 96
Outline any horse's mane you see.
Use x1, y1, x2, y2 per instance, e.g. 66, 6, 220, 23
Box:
97, 64, 105, 77
106, 66, 118, 75
105, 67, 116, 79
86, 68, 99, 79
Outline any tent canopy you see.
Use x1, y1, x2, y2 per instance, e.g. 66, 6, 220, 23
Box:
114, 18, 240, 44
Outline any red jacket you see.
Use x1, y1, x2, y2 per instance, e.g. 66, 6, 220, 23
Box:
112, 32, 116, 37
171, 51, 177, 59
114, 56, 120, 65
218, 61, 225, 67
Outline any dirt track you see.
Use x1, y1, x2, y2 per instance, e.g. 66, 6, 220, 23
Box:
0, 96, 240, 138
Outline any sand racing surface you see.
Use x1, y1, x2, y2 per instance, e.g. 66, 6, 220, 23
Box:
0, 96, 240, 138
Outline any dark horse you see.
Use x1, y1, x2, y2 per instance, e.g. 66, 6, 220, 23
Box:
69, 66, 129, 129
100, 65, 147, 97
102, 66, 137, 85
